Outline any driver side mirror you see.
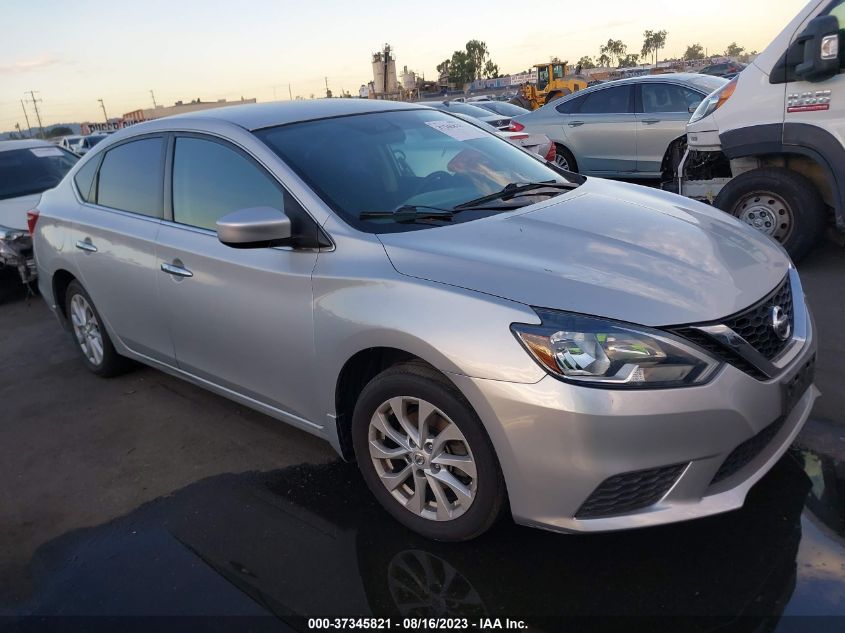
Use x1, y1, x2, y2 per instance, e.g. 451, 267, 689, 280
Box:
772, 14, 841, 84
216, 207, 292, 248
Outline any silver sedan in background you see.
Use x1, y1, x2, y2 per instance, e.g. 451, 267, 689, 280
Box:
511, 73, 727, 177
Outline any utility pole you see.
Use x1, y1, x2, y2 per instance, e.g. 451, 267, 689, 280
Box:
25, 91, 45, 139
98, 98, 108, 123
288, 84, 293, 100
14, 123, 22, 139
325, 76, 332, 98
150, 90, 157, 108
20, 100, 32, 138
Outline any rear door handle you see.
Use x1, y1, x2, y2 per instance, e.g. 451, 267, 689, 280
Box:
568, 121, 584, 127
641, 118, 661, 124
161, 262, 193, 278
75, 239, 97, 253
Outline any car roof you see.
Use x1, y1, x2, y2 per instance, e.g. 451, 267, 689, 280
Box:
166, 99, 430, 131
0, 139, 58, 153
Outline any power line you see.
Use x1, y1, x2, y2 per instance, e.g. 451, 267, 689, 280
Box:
25, 91, 45, 139
20, 100, 32, 138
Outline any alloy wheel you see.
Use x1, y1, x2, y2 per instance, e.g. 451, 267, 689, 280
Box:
368, 396, 477, 521
70, 294, 104, 366
554, 154, 570, 171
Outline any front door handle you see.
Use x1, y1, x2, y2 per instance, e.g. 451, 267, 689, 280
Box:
161, 262, 193, 278
75, 239, 97, 253
568, 120, 584, 127
641, 118, 661, 124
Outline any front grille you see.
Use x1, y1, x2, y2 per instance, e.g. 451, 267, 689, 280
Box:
723, 276, 793, 360
710, 417, 786, 485
576, 463, 686, 519
671, 275, 794, 380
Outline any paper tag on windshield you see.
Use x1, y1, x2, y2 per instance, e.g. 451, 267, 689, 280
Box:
425, 120, 488, 141
30, 147, 64, 158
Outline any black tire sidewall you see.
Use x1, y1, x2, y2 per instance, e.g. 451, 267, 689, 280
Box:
351, 366, 504, 542
64, 280, 124, 376
555, 144, 578, 173
714, 168, 826, 262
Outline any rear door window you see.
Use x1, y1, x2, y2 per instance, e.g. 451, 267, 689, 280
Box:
96, 137, 164, 217
73, 156, 99, 202
641, 83, 704, 113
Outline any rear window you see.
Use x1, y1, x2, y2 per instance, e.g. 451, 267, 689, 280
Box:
96, 138, 164, 217
0, 147, 78, 201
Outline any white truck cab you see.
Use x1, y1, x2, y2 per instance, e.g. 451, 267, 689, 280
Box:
678, 0, 845, 261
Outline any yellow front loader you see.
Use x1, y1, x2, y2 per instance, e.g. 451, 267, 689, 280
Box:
510, 62, 587, 110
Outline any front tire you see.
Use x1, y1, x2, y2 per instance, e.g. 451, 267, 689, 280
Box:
352, 363, 505, 541
65, 280, 130, 377
713, 167, 827, 262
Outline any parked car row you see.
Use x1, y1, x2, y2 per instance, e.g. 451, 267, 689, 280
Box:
0, 140, 78, 283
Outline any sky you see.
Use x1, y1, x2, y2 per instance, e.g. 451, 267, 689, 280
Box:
1, 0, 808, 130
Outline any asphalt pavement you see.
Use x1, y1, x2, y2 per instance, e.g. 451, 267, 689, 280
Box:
1, 240, 844, 629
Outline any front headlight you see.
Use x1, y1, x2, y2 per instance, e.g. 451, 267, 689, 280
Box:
512, 309, 720, 388
689, 77, 738, 124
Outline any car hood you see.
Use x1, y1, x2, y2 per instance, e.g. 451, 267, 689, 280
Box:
0, 193, 40, 231
377, 178, 790, 327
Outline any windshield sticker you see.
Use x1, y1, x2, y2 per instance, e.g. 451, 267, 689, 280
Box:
30, 147, 65, 158
425, 120, 488, 141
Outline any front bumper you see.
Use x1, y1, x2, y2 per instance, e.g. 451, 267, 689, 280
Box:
449, 309, 818, 534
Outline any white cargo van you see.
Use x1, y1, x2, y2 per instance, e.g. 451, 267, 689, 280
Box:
676, 0, 844, 261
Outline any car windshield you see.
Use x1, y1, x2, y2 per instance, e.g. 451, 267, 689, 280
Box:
256, 109, 578, 233
0, 147, 79, 200
427, 102, 496, 119
688, 74, 729, 93
477, 101, 530, 117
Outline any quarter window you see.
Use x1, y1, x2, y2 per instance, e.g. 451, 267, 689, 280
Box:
96, 138, 163, 217
172, 137, 283, 231
577, 86, 632, 114
73, 156, 99, 202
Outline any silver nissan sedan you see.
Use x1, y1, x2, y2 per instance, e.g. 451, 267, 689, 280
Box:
32, 99, 818, 541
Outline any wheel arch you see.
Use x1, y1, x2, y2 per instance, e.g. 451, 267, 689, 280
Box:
720, 123, 845, 230
553, 142, 578, 172
51, 268, 78, 324
334, 347, 443, 460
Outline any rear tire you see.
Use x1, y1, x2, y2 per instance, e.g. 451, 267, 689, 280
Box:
351, 362, 506, 541
65, 280, 130, 377
713, 167, 826, 262
554, 144, 578, 173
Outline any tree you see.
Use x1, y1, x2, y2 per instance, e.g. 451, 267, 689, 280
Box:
724, 42, 745, 57
46, 126, 73, 138
577, 56, 596, 69
436, 59, 450, 82
641, 29, 668, 66
597, 53, 612, 67
600, 39, 627, 67
618, 53, 640, 68
684, 43, 704, 61
445, 40, 499, 86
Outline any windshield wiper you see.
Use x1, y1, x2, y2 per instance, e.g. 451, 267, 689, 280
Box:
452, 181, 577, 211
359, 205, 454, 223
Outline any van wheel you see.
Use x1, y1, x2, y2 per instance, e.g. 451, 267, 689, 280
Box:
351, 363, 505, 541
65, 280, 129, 377
714, 167, 826, 262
